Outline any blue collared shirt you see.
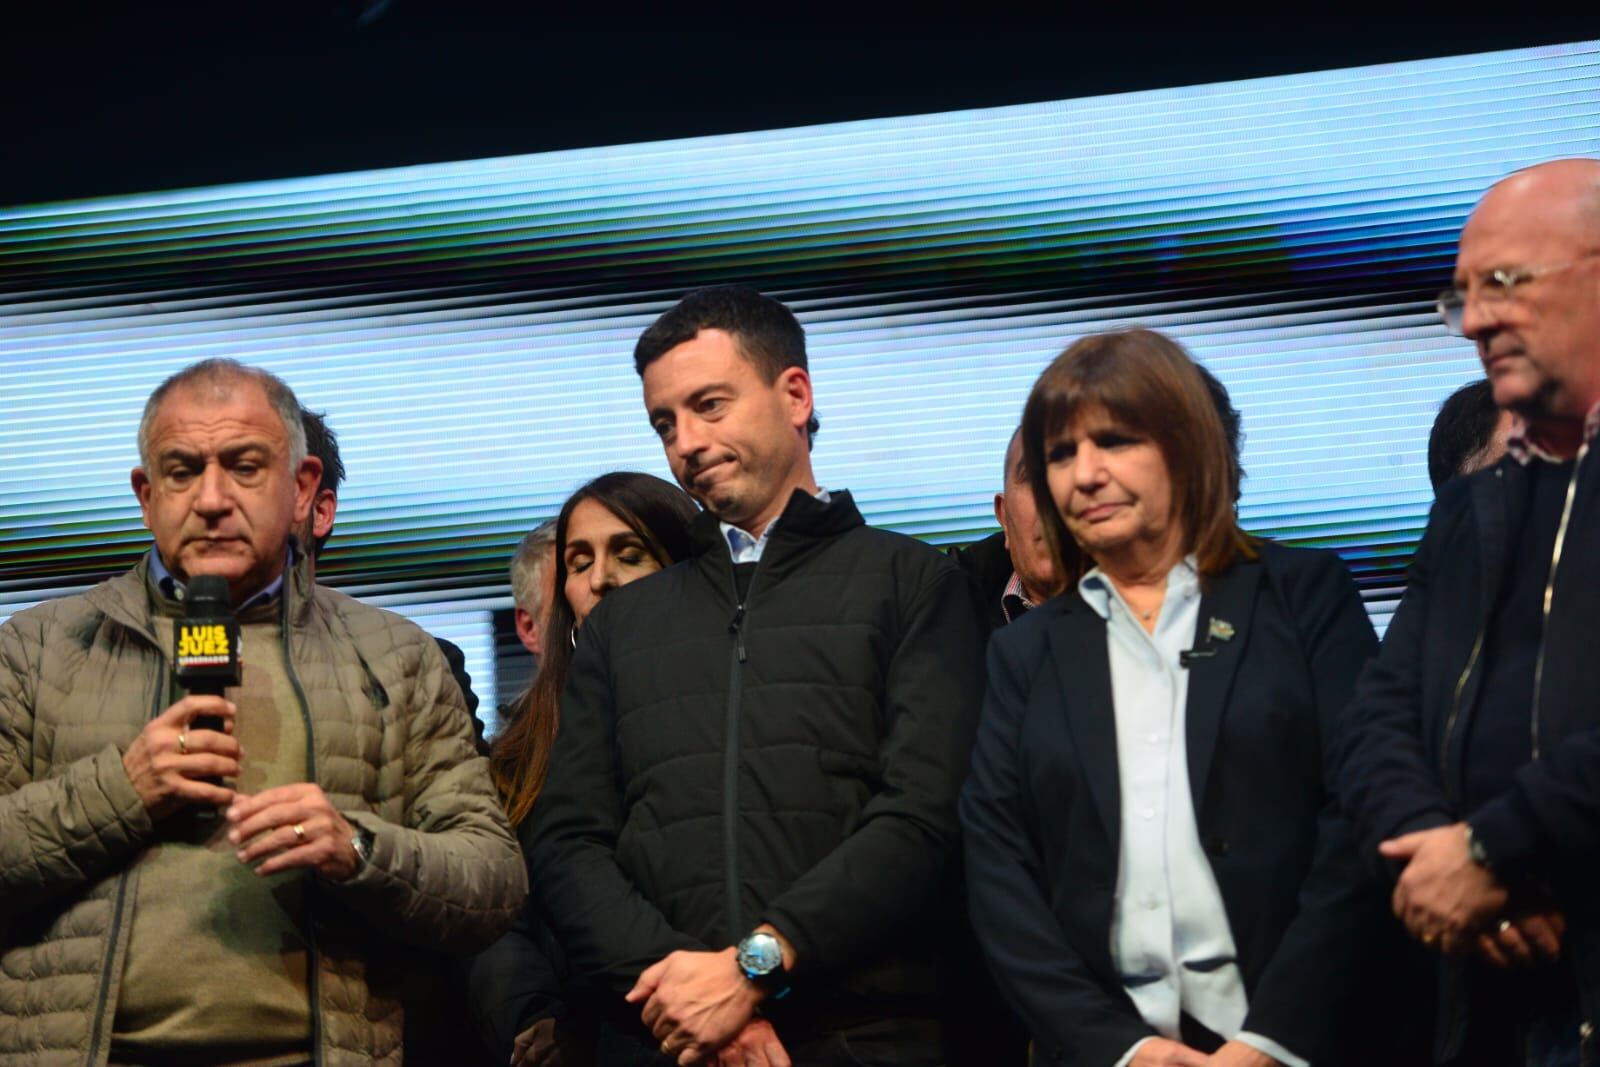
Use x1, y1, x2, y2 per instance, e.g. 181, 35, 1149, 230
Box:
719, 489, 831, 565
148, 545, 291, 612
1080, 558, 1305, 1067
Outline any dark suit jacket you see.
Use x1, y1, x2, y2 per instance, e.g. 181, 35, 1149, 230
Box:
947, 530, 1013, 634
960, 541, 1415, 1066
1339, 454, 1600, 1057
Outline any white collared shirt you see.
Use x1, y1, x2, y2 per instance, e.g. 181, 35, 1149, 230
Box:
1079, 560, 1304, 1067
719, 489, 830, 565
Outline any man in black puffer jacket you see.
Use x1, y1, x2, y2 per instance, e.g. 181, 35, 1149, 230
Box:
528, 286, 983, 1067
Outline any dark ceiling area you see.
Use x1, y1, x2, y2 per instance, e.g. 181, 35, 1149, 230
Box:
7, 7, 1600, 208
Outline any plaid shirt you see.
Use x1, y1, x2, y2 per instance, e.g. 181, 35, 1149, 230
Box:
1001, 571, 1035, 625
1505, 401, 1600, 466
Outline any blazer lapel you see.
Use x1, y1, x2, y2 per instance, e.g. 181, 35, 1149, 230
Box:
1185, 560, 1262, 812
1046, 600, 1121, 842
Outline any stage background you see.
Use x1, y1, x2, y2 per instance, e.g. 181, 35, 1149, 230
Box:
5, 40, 1599, 715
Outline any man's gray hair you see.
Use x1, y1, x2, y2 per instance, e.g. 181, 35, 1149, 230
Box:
509, 519, 558, 614
137, 358, 308, 471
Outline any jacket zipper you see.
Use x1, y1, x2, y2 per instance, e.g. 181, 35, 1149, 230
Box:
1442, 467, 1494, 780
1529, 441, 1587, 762
278, 591, 325, 1067
84, 666, 165, 1066
723, 567, 751, 946
1442, 632, 1485, 780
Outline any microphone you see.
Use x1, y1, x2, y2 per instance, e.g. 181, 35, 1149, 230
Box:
174, 574, 241, 735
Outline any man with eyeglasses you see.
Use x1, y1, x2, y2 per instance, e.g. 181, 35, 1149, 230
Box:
1340, 157, 1600, 1065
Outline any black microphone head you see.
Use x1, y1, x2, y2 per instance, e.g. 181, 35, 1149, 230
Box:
176, 573, 241, 692
185, 573, 232, 615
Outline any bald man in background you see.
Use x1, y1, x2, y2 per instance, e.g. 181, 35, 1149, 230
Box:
948, 427, 1066, 635
1340, 159, 1600, 1065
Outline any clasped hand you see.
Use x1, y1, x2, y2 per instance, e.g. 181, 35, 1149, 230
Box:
1380, 822, 1563, 966
626, 948, 785, 1065
121, 694, 242, 817
227, 782, 362, 882
1132, 1037, 1280, 1066
121, 695, 361, 882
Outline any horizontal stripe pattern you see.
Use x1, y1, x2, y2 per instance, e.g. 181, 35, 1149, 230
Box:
4, 41, 1598, 707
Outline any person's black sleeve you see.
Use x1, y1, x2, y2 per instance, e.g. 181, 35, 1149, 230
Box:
434, 635, 489, 756
947, 530, 1011, 633
1337, 505, 1456, 873
758, 564, 983, 975
959, 622, 1154, 1065
524, 604, 705, 993
1242, 550, 1401, 1059
465, 898, 568, 1062
1468, 725, 1600, 880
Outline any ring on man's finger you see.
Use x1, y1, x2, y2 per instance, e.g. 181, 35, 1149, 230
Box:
293, 823, 307, 843
178, 730, 189, 755
1421, 930, 1438, 946
1499, 919, 1513, 935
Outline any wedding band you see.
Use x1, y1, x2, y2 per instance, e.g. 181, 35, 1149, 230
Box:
1421, 931, 1438, 946
293, 823, 307, 843
178, 730, 188, 755
1499, 919, 1513, 935
660, 1040, 671, 1054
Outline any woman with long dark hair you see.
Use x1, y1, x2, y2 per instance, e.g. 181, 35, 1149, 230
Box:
492, 471, 698, 827
472, 471, 697, 1066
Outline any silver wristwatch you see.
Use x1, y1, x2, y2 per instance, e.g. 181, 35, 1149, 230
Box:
1464, 823, 1493, 871
735, 931, 791, 999
350, 825, 376, 869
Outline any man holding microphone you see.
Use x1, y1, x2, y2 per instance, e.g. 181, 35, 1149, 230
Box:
0, 358, 525, 1064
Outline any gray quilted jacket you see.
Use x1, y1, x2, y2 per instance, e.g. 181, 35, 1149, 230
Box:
0, 553, 528, 1066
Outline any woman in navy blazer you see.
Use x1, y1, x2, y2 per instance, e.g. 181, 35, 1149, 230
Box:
960, 329, 1420, 1067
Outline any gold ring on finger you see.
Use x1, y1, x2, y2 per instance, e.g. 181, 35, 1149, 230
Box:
178, 730, 189, 755
1499, 919, 1513, 935
1421, 931, 1438, 946
293, 823, 307, 843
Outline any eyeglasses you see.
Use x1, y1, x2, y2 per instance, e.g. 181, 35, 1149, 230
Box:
1437, 252, 1600, 335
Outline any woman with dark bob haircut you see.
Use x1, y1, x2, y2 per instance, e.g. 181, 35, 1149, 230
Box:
473, 471, 698, 1067
960, 329, 1421, 1066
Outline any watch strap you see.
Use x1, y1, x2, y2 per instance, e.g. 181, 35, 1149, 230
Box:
1465, 823, 1494, 871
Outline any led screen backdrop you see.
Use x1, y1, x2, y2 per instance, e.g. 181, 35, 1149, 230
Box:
4, 41, 1599, 712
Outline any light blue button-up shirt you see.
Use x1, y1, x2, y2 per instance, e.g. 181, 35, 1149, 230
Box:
1081, 559, 1305, 1067
148, 546, 291, 612
719, 489, 830, 565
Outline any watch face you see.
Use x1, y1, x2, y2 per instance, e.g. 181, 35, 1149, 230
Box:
738, 933, 783, 976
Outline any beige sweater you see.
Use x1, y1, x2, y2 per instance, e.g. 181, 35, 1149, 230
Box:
112, 607, 312, 1066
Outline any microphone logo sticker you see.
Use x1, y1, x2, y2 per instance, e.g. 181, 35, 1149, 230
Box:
177, 623, 232, 665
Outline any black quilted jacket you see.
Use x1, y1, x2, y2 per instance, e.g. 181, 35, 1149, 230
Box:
527, 489, 983, 1050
